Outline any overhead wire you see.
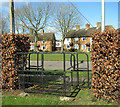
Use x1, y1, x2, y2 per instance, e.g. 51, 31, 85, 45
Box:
68, 0, 94, 27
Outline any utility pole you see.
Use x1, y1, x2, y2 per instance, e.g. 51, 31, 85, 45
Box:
102, 0, 105, 32
9, 0, 15, 34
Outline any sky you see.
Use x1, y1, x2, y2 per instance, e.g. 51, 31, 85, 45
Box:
118, 2, 120, 28
0, 1, 119, 40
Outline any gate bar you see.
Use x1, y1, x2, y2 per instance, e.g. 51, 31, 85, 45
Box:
76, 53, 79, 85
63, 52, 66, 96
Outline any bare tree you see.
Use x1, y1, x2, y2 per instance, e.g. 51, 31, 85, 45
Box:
15, 16, 27, 34
15, 3, 51, 51
15, 16, 20, 34
53, 3, 83, 51
0, 12, 9, 34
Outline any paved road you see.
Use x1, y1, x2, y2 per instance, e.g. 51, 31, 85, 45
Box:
27, 61, 92, 70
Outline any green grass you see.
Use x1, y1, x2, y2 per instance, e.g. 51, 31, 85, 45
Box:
2, 92, 70, 105
29, 52, 91, 61
70, 89, 117, 105
2, 89, 117, 106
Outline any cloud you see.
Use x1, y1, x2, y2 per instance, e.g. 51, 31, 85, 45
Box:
45, 26, 62, 40
45, 26, 59, 33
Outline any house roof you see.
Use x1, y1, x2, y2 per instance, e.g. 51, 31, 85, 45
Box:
29, 33, 55, 41
66, 25, 115, 38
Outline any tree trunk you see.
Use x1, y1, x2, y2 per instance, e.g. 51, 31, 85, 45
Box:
22, 27, 24, 34
61, 40, 64, 52
34, 31, 38, 51
61, 36, 65, 52
16, 28, 19, 34
2, 30, 4, 35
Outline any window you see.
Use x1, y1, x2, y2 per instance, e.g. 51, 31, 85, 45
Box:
41, 40, 46, 43
30, 45, 34, 50
74, 44, 79, 49
81, 44, 86, 49
56, 43, 60, 46
74, 38, 79, 41
41, 46, 46, 50
67, 38, 69, 41
82, 37, 86, 41
66, 44, 70, 49
31, 40, 35, 43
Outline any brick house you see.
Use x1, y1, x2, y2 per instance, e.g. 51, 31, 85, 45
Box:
29, 30, 56, 51
64, 22, 115, 52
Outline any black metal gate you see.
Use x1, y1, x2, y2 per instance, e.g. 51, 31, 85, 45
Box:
15, 52, 91, 96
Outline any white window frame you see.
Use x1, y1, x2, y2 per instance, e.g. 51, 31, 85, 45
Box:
81, 44, 86, 49
82, 37, 86, 41
66, 44, 70, 49
56, 43, 60, 46
30, 45, 34, 50
41, 40, 46, 43
41, 46, 46, 50
74, 38, 79, 41
31, 40, 35, 43
74, 44, 79, 49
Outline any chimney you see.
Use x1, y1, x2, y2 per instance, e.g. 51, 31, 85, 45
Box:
97, 22, 101, 29
76, 25, 80, 31
85, 23, 90, 30
41, 29, 44, 35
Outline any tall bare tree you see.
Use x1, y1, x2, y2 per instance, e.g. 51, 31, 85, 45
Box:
15, 3, 51, 51
53, 3, 83, 51
15, 16, 27, 34
0, 12, 9, 34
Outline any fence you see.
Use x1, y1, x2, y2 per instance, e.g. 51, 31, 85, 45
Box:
15, 52, 91, 96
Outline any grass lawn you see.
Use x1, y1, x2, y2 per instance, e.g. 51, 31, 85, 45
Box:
2, 89, 117, 106
29, 52, 91, 61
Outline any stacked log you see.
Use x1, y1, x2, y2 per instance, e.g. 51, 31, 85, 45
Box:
2, 34, 30, 89
91, 29, 120, 102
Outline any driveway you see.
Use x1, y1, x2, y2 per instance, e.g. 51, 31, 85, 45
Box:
27, 61, 92, 70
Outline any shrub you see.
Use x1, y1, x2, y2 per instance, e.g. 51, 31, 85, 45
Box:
45, 50, 49, 52
2, 34, 30, 89
68, 48, 76, 52
91, 29, 119, 102
39, 49, 43, 52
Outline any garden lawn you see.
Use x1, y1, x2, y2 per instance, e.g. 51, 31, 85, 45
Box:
2, 89, 117, 106
29, 52, 91, 61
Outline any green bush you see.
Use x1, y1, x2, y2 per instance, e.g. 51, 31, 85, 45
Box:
63, 49, 69, 52
68, 48, 76, 52
29, 50, 34, 52
39, 49, 43, 52
45, 50, 49, 52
